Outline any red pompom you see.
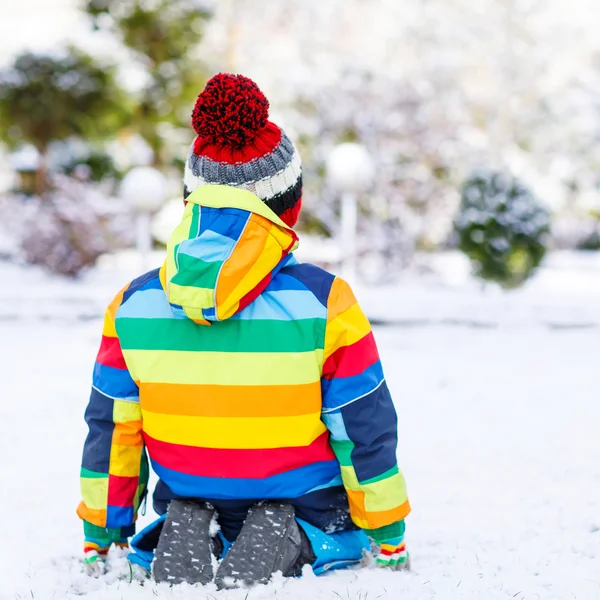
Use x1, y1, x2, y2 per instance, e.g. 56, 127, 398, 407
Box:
191, 73, 270, 149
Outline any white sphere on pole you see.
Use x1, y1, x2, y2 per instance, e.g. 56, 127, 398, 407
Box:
121, 166, 168, 213
326, 142, 375, 193
152, 198, 185, 245
10, 145, 41, 172
326, 142, 374, 284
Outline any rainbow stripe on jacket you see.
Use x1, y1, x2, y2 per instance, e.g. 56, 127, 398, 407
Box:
78, 185, 410, 537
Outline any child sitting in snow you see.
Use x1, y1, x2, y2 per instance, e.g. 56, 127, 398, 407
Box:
78, 74, 410, 588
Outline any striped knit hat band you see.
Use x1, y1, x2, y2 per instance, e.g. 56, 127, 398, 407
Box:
184, 74, 302, 227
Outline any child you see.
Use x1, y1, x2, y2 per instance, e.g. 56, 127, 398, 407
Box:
78, 74, 410, 587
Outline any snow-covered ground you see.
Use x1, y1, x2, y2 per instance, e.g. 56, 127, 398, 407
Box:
1, 254, 599, 599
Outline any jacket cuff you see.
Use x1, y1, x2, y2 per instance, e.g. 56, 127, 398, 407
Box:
364, 519, 406, 543
83, 520, 135, 543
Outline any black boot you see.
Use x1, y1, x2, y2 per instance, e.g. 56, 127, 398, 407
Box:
215, 501, 316, 589
153, 500, 216, 585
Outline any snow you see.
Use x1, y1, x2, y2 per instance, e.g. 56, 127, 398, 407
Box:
1, 253, 599, 599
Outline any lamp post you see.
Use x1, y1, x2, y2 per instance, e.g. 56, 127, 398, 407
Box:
121, 166, 168, 272
326, 143, 375, 283
10, 145, 41, 196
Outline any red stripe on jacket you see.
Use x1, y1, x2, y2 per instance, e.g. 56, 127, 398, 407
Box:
143, 431, 336, 479
96, 335, 128, 370
322, 331, 379, 380
108, 475, 139, 507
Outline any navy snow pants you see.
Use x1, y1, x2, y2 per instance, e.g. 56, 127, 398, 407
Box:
152, 480, 359, 541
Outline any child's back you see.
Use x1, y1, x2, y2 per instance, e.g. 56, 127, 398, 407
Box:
78, 74, 410, 586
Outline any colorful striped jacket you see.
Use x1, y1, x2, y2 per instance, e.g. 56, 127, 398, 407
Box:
78, 185, 410, 538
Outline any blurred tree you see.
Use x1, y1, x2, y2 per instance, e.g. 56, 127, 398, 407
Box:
0, 48, 129, 192
454, 169, 551, 288
60, 150, 119, 183
85, 0, 212, 166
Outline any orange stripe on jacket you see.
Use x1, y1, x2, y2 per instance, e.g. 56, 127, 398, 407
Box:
139, 381, 322, 417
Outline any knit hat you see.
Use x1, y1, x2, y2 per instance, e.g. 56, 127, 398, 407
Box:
183, 73, 303, 227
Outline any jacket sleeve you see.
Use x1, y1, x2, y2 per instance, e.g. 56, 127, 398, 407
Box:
321, 277, 410, 535
77, 287, 148, 535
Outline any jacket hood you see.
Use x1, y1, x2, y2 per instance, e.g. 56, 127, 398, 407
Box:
161, 185, 299, 324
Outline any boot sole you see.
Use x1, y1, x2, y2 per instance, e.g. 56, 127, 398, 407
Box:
215, 502, 301, 589
153, 500, 215, 585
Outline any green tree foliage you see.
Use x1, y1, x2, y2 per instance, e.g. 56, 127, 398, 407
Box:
454, 169, 551, 288
85, 0, 212, 165
60, 150, 119, 182
0, 48, 128, 154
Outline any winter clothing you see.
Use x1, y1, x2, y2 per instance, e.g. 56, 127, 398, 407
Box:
78, 185, 410, 536
375, 539, 409, 570
153, 500, 216, 586
153, 484, 357, 542
367, 520, 409, 569
184, 74, 302, 228
83, 521, 131, 553
78, 72, 410, 577
83, 521, 129, 575
214, 501, 312, 588
127, 511, 371, 578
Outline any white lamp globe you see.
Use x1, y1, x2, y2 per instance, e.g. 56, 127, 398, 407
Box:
11, 145, 41, 172
121, 166, 168, 212
152, 198, 185, 245
326, 143, 375, 193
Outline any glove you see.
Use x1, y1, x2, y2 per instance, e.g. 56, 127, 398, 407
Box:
83, 521, 131, 576
365, 521, 410, 571
375, 537, 409, 570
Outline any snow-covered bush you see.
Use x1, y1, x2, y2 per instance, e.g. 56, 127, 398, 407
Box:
454, 170, 551, 288
2, 176, 134, 277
